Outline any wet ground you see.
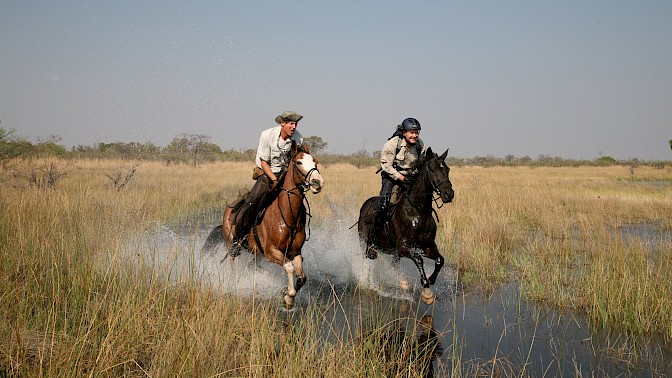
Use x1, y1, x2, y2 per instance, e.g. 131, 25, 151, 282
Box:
126, 214, 672, 377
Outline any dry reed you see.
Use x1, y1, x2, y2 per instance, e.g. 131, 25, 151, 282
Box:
1, 159, 670, 376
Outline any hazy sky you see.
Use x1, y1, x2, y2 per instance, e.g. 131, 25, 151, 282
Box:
1, 1, 671, 160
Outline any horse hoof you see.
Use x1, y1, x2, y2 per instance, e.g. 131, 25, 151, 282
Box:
284, 295, 295, 309
365, 245, 378, 259
421, 288, 435, 305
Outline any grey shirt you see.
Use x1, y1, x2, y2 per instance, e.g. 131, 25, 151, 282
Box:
380, 136, 424, 180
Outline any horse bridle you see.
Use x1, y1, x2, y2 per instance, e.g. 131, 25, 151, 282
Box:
289, 151, 321, 193
276, 152, 320, 244
414, 159, 450, 210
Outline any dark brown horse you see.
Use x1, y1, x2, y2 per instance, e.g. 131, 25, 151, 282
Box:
202, 142, 324, 308
358, 148, 453, 304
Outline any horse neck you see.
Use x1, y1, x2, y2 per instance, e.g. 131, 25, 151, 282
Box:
277, 161, 305, 223
405, 166, 433, 212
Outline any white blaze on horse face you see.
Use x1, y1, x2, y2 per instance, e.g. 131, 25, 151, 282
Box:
298, 153, 324, 193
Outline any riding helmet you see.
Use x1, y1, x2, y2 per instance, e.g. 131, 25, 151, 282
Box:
400, 117, 421, 131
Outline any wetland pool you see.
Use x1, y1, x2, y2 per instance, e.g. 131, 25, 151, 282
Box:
126, 217, 672, 377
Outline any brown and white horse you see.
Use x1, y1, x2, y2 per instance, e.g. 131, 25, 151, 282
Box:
203, 142, 324, 308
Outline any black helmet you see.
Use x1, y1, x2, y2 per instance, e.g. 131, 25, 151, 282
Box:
400, 117, 421, 131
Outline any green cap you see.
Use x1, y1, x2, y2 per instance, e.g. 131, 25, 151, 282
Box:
275, 111, 303, 124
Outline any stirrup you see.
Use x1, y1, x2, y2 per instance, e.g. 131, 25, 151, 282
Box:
230, 241, 242, 257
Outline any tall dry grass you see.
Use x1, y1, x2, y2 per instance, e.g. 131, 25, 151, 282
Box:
0, 159, 442, 377
436, 166, 672, 342
1, 159, 671, 376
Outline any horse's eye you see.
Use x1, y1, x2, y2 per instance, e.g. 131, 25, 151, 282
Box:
297, 161, 303, 165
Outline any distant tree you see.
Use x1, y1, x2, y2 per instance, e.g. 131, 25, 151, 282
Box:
350, 149, 373, 169
669, 139, 671, 151
164, 133, 218, 166
1, 126, 34, 163
536, 154, 564, 167
303, 136, 327, 155
519, 155, 532, 165
164, 135, 190, 164
34, 135, 66, 157
0, 125, 13, 142
241, 148, 256, 161
594, 156, 617, 166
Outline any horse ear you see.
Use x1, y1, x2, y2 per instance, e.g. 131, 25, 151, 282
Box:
425, 146, 433, 157
440, 149, 449, 161
301, 142, 310, 154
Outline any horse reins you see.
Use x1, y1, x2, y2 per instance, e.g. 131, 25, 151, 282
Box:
253, 151, 320, 256
431, 177, 451, 209
403, 160, 452, 224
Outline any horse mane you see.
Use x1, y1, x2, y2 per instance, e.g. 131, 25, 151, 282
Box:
392, 147, 438, 201
291, 141, 311, 156
405, 147, 435, 178
276, 141, 309, 189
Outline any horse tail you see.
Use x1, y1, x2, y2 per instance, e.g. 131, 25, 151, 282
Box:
201, 224, 224, 254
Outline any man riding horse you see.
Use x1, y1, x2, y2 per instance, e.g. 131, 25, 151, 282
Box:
231, 110, 305, 252
368, 117, 424, 258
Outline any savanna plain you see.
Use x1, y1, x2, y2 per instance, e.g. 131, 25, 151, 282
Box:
1, 158, 671, 377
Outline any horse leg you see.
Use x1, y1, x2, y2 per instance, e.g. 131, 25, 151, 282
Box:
409, 250, 435, 304
292, 255, 307, 293
389, 253, 409, 290
262, 241, 298, 309
423, 242, 444, 286
282, 260, 297, 309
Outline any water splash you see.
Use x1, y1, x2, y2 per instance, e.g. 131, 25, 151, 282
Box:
124, 199, 460, 305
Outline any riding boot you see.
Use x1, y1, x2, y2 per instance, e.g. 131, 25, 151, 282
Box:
231, 203, 252, 256
367, 196, 389, 259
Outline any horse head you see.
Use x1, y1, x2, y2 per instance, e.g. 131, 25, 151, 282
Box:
422, 147, 454, 204
290, 142, 324, 194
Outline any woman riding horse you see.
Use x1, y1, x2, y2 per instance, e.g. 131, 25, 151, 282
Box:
358, 147, 453, 304
368, 117, 425, 257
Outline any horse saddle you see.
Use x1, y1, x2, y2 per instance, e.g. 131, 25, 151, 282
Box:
227, 188, 250, 209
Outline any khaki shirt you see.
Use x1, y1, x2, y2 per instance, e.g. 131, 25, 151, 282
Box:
380, 136, 424, 180
255, 126, 303, 174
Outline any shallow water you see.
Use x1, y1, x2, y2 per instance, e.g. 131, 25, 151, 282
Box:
125, 215, 672, 377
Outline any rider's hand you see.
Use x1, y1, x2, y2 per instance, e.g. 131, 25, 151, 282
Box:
399, 175, 406, 182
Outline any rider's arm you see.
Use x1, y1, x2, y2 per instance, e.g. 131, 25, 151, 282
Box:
380, 137, 405, 181
260, 159, 277, 182
256, 128, 279, 182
